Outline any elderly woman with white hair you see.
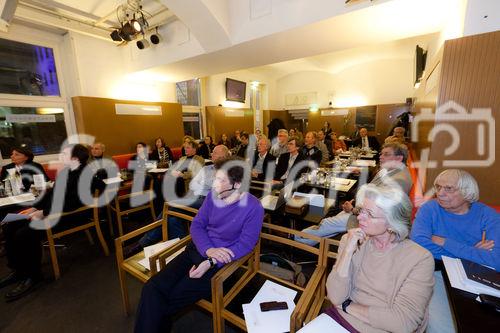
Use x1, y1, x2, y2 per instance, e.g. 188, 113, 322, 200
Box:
326, 184, 434, 333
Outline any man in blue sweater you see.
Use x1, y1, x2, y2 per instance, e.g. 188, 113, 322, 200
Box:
411, 169, 499, 333
411, 169, 499, 270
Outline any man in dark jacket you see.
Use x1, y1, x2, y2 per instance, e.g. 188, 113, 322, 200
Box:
273, 136, 308, 185
251, 137, 275, 181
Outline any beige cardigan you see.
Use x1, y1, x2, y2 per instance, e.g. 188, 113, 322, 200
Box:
327, 235, 435, 333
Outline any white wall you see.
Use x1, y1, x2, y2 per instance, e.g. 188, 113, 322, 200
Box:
272, 58, 414, 110
69, 32, 176, 102
463, 0, 500, 36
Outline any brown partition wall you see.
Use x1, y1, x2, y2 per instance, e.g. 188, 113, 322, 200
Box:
427, 31, 500, 204
72, 96, 184, 156
205, 106, 254, 142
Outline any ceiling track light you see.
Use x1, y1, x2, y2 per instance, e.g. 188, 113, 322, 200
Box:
149, 27, 162, 45
110, 1, 157, 47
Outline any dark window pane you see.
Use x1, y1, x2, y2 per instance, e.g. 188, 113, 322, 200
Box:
0, 106, 67, 158
182, 112, 201, 139
176, 79, 200, 106
0, 38, 61, 96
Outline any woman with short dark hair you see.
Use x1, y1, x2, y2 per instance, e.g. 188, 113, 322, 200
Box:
0, 146, 49, 192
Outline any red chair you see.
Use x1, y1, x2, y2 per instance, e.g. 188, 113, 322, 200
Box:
112, 153, 135, 170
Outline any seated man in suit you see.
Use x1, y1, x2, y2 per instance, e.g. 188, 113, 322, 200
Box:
0, 144, 92, 301
301, 131, 322, 166
295, 142, 412, 246
0, 146, 49, 193
235, 131, 250, 159
272, 136, 308, 186
251, 137, 276, 181
353, 127, 381, 152
411, 169, 499, 333
316, 130, 330, 163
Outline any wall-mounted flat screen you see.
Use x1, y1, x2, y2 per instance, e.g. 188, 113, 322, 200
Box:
226, 78, 246, 103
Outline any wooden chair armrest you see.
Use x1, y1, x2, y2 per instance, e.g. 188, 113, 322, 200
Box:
293, 265, 326, 326
43, 204, 96, 222
154, 236, 193, 274
213, 250, 256, 284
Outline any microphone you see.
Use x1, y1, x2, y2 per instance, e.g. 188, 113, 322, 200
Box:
217, 184, 236, 198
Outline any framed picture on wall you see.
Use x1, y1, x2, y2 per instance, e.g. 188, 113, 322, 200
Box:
355, 105, 376, 131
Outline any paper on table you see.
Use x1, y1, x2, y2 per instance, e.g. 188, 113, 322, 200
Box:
252, 280, 298, 304
297, 313, 349, 333
0, 193, 36, 207
243, 300, 295, 333
442, 256, 500, 297
1, 213, 29, 225
148, 168, 169, 173
33, 174, 46, 188
352, 160, 376, 167
335, 178, 350, 185
103, 177, 122, 185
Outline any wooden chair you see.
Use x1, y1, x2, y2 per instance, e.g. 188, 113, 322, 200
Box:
249, 179, 273, 198
301, 237, 340, 326
115, 202, 257, 333
212, 222, 326, 333
106, 179, 156, 237
43, 200, 110, 280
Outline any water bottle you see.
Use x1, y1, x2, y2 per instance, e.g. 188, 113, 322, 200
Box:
4, 179, 12, 197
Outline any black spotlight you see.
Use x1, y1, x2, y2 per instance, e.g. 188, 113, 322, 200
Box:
150, 32, 162, 45
136, 37, 150, 50
110, 30, 122, 42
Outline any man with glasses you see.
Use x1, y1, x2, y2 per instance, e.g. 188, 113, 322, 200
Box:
410, 169, 499, 333
295, 142, 412, 246
269, 129, 289, 158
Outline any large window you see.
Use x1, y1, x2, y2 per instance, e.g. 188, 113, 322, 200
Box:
183, 112, 202, 140
0, 107, 67, 158
0, 37, 61, 96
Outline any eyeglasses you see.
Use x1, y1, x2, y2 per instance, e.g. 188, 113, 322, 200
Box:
358, 208, 385, 220
434, 184, 458, 193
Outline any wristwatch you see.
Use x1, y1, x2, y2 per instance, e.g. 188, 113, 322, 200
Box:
342, 299, 352, 313
207, 257, 216, 268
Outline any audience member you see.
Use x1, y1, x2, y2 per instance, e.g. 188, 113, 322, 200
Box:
197, 136, 215, 159
325, 184, 434, 333
329, 131, 347, 156
353, 127, 380, 151
235, 132, 250, 159
411, 169, 500, 333
180, 135, 195, 156
171, 139, 204, 197
129, 142, 150, 171
289, 128, 296, 137
251, 137, 275, 181
296, 142, 412, 245
322, 121, 332, 137
385, 126, 406, 145
90, 142, 105, 160
149, 137, 174, 168
301, 131, 322, 165
0, 144, 92, 301
269, 129, 288, 158
230, 130, 241, 148
273, 136, 307, 185
316, 130, 330, 163
217, 133, 231, 148
134, 157, 264, 333
0, 146, 49, 193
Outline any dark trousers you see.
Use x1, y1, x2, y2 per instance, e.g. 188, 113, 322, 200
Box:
3, 220, 43, 279
134, 247, 219, 333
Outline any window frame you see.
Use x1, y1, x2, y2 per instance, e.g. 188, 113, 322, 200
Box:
0, 30, 75, 164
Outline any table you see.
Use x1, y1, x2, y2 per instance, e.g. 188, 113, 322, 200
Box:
441, 268, 500, 332
0, 193, 36, 208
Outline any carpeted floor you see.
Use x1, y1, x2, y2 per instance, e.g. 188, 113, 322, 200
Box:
0, 217, 242, 333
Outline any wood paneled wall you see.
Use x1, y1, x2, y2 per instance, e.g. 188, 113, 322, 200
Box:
263, 110, 302, 137
72, 96, 184, 156
427, 31, 500, 204
307, 104, 409, 141
205, 106, 254, 143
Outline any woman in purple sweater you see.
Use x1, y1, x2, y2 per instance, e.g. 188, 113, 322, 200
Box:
135, 157, 264, 333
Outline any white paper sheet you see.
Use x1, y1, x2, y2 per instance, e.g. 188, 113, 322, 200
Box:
137, 238, 182, 271
243, 300, 295, 333
352, 160, 376, 167
297, 313, 349, 333
33, 174, 46, 188
1, 213, 29, 225
103, 177, 123, 185
442, 256, 500, 297
148, 168, 169, 173
138, 246, 185, 271
0, 193, 36, 207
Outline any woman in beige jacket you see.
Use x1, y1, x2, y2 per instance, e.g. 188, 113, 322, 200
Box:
326, 184, 435, 333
